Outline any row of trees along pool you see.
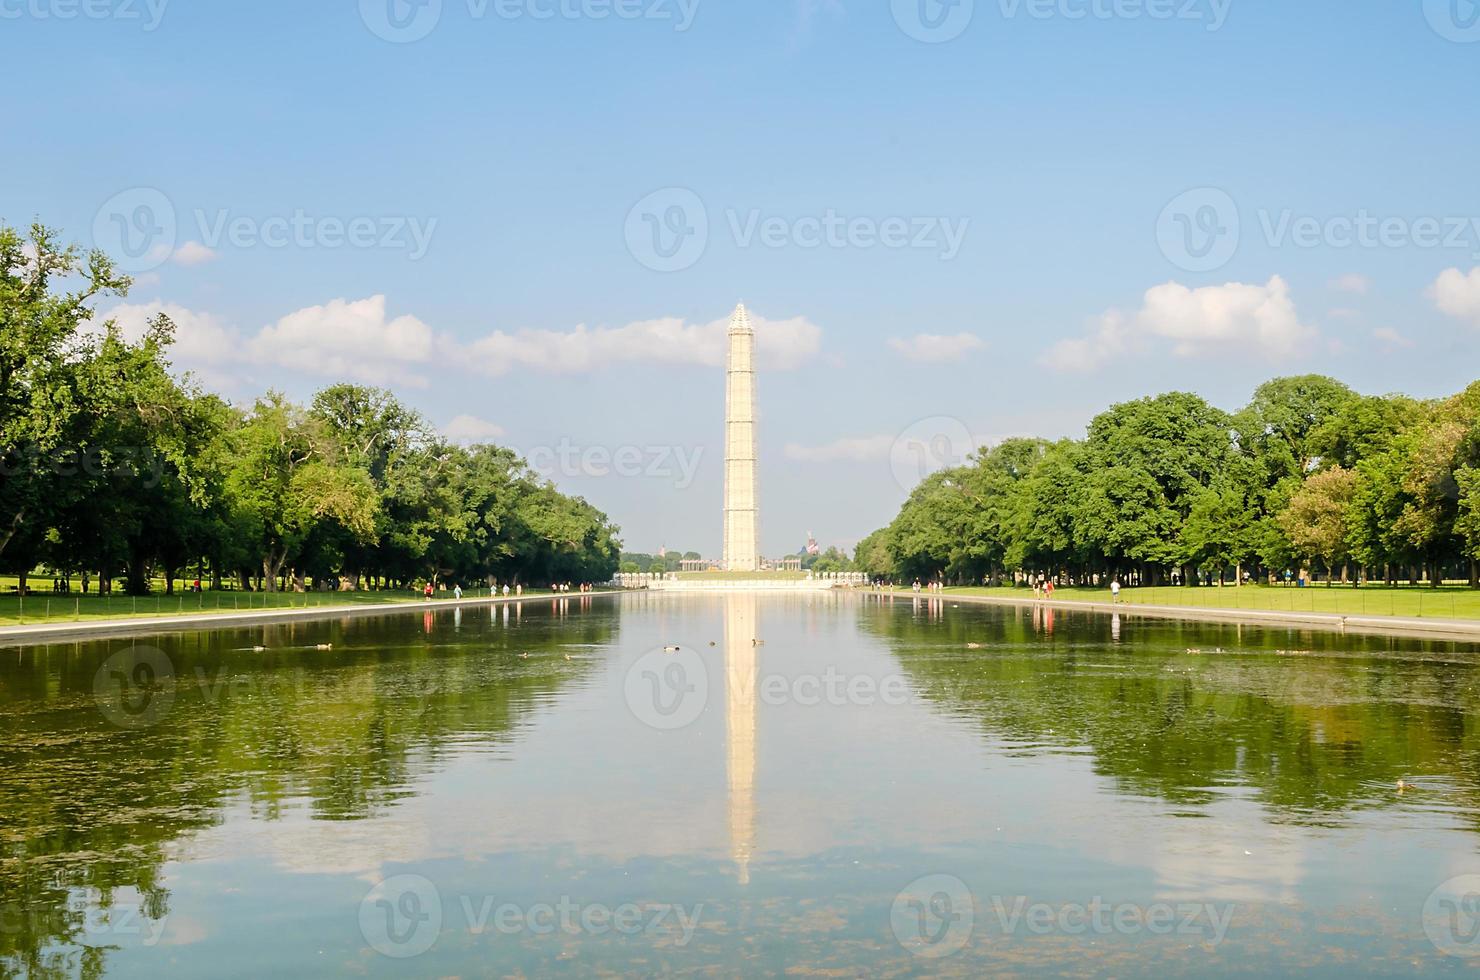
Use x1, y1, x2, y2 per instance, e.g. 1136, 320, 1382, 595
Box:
856, 376, 1480, 588
0, 224, 622, 595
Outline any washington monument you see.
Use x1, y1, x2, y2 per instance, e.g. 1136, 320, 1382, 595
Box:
723, 303, 759, 572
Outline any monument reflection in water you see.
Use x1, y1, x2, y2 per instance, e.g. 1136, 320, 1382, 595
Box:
725, 592, 758, 886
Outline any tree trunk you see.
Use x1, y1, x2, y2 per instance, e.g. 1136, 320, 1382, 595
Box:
262, 554, 286, 593
125, 559, 150, 596
1471, 559, 1478, 589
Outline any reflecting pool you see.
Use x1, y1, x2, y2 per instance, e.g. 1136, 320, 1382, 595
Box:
5, 592, 1480, 976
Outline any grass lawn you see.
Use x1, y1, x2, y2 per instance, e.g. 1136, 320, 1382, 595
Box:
940, 584, 1480, 621
0, 577, 572, 628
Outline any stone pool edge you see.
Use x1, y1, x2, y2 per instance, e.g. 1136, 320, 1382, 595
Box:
872, 591, 1480, 642
0, 591, 627, 647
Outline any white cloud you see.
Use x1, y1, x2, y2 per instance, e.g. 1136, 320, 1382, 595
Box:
887, 332, 985, 363
443, 415, 506, 445
466, 310, 822, 376
84, 297, 827, 394
784, 434, 895, 463
1329, 273, 1369, 295
96, 300, 242, 378
1431, 266, 1480, 326
1044, 276, 1316, 372
172, 241, 218, 266
250, 295, 436, 387
1372, 327, 1414, 349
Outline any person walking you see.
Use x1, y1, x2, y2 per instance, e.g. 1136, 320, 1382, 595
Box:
1111, 579, 1122, 603
454, 584, 463, 600
424, 582, 434, 601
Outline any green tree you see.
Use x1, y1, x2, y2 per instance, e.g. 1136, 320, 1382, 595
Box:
222, 395, 379, 591
1279, 466, 1360, 584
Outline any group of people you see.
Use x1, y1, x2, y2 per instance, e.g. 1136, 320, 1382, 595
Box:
417, 581, 605, 600
421, 582, 523, 601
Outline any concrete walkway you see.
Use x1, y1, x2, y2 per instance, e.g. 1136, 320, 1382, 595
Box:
0, 592, 623, 646
876, 591, 1480, 642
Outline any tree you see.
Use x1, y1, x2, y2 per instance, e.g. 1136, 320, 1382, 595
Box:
0, 223, 129, 564
1279, 466, 1359, 584
221, 395, 378, 591
1074, 393, 1236, 580
853, 528, 895, 580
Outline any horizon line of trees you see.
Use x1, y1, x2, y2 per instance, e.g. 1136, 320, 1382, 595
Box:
856, 375, 1480, 589
1, 222, 622, 595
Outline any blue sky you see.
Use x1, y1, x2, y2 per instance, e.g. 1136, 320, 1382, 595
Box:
6, 0, 1480, 556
